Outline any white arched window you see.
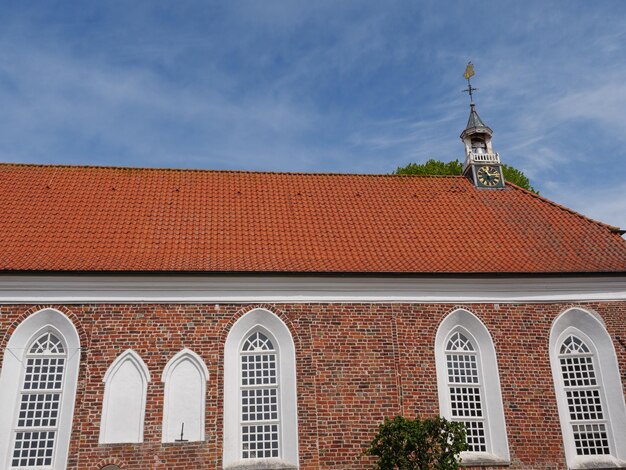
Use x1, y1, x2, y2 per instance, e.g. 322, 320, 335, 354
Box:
240, 331, 280, 459
162, 349, 209, 443
99, 350, 150, 444
435, 309, 509, 465
0, 309, 81, 470
550, 308, 626, 468
444, 331, 487, 452
223, 308, 298, 469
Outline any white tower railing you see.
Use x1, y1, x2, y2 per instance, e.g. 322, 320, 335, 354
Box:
463, 152, 500, 171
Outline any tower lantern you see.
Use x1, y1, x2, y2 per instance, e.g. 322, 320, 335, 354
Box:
460, 63, 505, 189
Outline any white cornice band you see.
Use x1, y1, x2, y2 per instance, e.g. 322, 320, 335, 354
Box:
0, 275, 624, 303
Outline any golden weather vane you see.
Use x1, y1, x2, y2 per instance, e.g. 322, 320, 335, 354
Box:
462, 61, 478, 103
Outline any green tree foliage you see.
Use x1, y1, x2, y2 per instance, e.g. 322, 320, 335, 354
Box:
500, 164, 535, 193
394, 159, 463, 177
394, 159, 538, 193
366, 415, 468, 470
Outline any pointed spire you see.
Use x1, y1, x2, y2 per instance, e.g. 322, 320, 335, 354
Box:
463, 103, 492, 137
459, 62, 504, 188
461, 62, 492, 138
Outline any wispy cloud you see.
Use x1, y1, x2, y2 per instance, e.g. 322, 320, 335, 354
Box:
0, 1, 624, 227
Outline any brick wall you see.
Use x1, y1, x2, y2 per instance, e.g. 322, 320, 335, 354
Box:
1, 301, 625, 469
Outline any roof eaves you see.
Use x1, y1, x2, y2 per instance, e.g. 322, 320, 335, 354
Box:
1, 269, 625, 277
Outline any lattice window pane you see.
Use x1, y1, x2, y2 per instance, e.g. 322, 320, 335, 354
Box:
12, 331, 66, 469
446, 332, 475, 352
11, 431, 55, 467
559, 335, 611, 457
560, 335, 591, 355
572, 423, 610, 455
242, 424, 279, 459
450, 387, 483, 418
28, 333, 65, 355
463, 421, 487, 452
445, 331, 488, 453
566, 389, 604, 421
242, 332, 274, 352
240, 331, 280, 460
446, 353, 479, 384
17, 393, 61, 428
241, 354, 277, 387
23, 357, 65, 391
560, 356, 596, 387
242, 388, 278, 422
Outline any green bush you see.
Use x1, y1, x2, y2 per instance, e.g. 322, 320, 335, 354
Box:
366, 415, 468, 469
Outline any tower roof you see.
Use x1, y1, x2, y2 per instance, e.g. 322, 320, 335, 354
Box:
461, 103, 493, 139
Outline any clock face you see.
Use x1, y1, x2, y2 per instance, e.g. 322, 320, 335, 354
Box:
476, 165, 502, 187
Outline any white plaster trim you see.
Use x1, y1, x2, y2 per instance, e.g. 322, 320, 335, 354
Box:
460, 451, 510, 467
435, 308, 510, 463
0, 308, 80, 470
549, 308, 626, 468
102, 349, 151, 384
0, 275, 624, 303
161, 348, 209, 383
99, 349, 150, 444
161, 349, 209, 443
223, 309, 298, 469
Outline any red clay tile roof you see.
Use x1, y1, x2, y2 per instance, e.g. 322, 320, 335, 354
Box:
0, 163, 625, 273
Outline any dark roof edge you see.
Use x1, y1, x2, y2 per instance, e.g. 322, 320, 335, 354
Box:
0, 270, 624, 278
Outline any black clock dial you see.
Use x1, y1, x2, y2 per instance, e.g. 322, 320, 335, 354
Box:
476, 165, 501, 187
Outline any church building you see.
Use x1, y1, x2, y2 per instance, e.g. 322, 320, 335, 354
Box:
0, 95, 625, 469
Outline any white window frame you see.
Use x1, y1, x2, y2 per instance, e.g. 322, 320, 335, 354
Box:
12, 331, 67, 468
99, 349, 150, 444
0, 308, 81, 470
223, 308, 298, 469
239, 329, 281, 460
161, 348, 209, 443
444, 330, 489, 453
435, 308, 510, 466
550, 308, 626, 468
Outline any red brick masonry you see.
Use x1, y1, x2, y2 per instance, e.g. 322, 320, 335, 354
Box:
1, 301, 625, 469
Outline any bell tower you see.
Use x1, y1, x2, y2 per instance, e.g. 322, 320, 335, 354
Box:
460, 63, 505, 189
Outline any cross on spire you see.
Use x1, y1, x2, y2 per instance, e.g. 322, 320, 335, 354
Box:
462, 62, 478, 104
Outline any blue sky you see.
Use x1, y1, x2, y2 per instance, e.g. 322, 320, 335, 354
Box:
1, 1, 626, 229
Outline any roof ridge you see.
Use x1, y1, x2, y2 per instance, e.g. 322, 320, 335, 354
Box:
0, 162, 466, 179
506, 181, 621, 232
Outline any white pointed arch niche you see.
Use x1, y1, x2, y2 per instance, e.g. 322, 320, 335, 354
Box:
223, 308, 298, 469
550, 307, 626, 468
99, 349, 150, 444
0, 308, 81, 470
435, 308, 510, 465
161, 348, 209, 443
